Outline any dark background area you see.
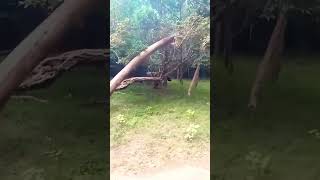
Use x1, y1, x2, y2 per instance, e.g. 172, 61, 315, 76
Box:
0, 0, 106, 52
214, 10, 320, 56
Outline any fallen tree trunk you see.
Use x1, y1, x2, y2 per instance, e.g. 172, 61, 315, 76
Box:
248, 12, 287, 110
115, 77, 162, 91
110, 36, 175, 95
19, 49, 108, 89
0, 0, 102, 109
188, 64, 201, 96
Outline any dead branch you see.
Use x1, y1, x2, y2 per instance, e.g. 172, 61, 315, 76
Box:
115, 77, 162, 91
19, 49, 108, 89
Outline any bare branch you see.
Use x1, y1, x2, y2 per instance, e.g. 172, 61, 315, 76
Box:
115, 77, 162, 91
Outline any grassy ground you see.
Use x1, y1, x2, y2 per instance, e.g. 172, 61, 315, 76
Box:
213, 56, 320, 180
110, 80, 210, 176
0, 66, 107, 180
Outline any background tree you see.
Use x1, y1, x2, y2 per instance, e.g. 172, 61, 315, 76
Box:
213, 0, 320, 109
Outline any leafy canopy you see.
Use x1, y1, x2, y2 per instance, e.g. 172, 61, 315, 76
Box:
111, 0, 210, 71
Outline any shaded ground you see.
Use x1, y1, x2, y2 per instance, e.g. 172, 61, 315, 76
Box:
110, 80, 210, 177
213, 56, 320, 180
0, 66, 107, 180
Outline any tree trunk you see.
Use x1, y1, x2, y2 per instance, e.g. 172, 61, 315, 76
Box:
176, 68, 180, 79
179, 66, 184, 85
248, 12, 287, 110
188, 64, 201, 96
179, 39, 184, 84
0, 0, 103, 109
160, 47, 170, 87
110, 36, 175, 95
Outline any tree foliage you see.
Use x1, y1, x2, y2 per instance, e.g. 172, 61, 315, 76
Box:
110, 0, 210, 73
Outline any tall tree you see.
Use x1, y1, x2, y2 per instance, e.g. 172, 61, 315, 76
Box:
248, 0, 318, 109
188, 63, 201, 96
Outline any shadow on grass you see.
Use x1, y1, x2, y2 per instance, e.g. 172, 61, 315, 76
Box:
0, 66, 107, 180
212, 56, 320, 180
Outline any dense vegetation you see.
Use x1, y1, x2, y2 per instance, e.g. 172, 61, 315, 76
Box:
111, 0, 210, 75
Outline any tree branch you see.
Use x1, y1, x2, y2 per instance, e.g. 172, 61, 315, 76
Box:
19, 49, 108, 89
115, 77, 162, 91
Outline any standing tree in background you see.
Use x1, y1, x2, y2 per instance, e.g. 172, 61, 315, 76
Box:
248, 0, 319, 110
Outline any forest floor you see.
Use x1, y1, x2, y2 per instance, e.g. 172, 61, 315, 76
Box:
110, 80, 210, 178
0, 66, 107, 180
213, 56, 320, 180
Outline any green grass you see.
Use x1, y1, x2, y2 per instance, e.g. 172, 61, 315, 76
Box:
0, 66, 107, 180
110, 80, 210, 146
212, 56, 320, 180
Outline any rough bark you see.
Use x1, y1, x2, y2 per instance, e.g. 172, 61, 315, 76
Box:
0, 0, 102, 109
248, 12, 287, 110
115, 77, 162, 91
188, 64, 201, 96
19, 49, 108, 89
110, 36, 175, 95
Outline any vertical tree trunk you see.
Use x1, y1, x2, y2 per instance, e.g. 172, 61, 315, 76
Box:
179, 66, 184, 85
160, 47, 170, 87
248, 12, 287, 110
0, 0, 102, 109
110, 36, 175, 95
176, 68, 180, 79
188, 64, 201, 96
179, 35, 184, 85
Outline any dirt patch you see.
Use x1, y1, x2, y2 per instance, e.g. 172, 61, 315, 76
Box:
110, 133, 210, 178
110, 166, 210, 180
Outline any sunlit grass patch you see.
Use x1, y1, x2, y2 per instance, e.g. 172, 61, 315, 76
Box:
110, 80, 210, 145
